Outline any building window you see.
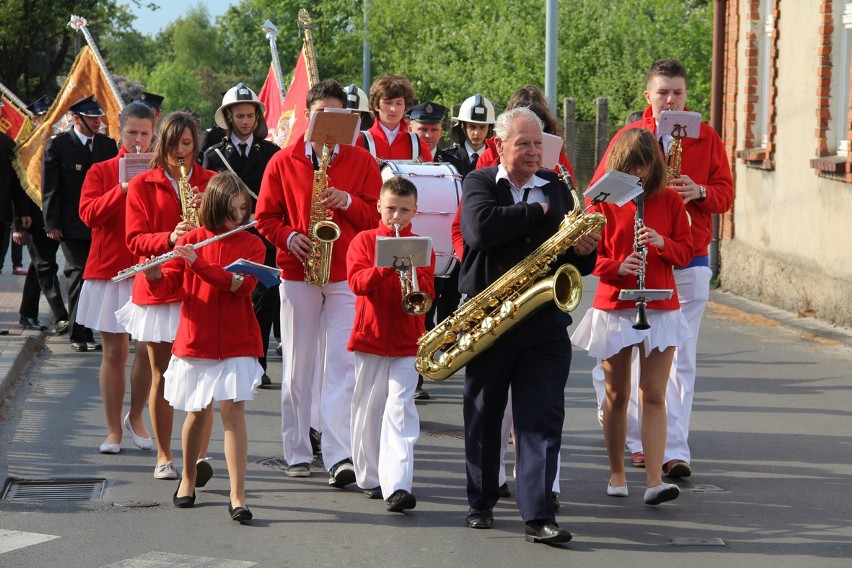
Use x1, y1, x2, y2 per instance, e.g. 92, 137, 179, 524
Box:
833, 2, 851, 156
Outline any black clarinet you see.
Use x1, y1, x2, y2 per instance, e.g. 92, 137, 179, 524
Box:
632, 194, 650, 330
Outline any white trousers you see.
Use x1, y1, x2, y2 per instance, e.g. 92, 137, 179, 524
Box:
351, 353, 419, 499
592, 265, 712, 463
498, 391, 561, 493
279, 280, 355, 468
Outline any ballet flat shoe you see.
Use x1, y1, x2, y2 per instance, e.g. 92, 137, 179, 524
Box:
123, 413, 153, 450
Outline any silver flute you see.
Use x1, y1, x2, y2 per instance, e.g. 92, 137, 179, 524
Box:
112, 220, 258, 282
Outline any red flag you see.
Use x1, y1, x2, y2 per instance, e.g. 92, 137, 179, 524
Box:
0, 95, 28, 140
259, 48, 313, 148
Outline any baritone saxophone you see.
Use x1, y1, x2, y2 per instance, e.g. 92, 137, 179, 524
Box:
415, 169, 606, 381
304, 144, 341, 287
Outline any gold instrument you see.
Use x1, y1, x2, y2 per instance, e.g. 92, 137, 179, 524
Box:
177, 158, 198, 225
304, 144, 341, 287
665, 123, 688, 182
393, 223, 433, 316
415, 178, 606, 381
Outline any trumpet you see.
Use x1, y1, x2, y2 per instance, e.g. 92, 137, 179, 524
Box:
393, 223, 432, 316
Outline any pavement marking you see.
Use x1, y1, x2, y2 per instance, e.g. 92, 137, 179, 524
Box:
0, 529, 60, 554
99, 551, 256, 567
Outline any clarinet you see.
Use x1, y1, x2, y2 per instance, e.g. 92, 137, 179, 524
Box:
112, 221, 258, 282
632, 194, 650, 330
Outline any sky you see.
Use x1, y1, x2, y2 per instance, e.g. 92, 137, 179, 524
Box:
126, 1, 239, 36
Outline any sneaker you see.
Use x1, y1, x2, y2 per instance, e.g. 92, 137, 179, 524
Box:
12, 265, 27, 276
284, 462, 311, 477
153, 461, 179, 480
663, 459, 692, 478
260, 373, 272, 386
413, 386, 430, 401
309, 428, 322, 457
275, 343, 282, 356
386, 489, 416, 512
644, 483, 680, 505
363, 486, 383, 499
631, 452, 646, 468
328, 459, 356, 488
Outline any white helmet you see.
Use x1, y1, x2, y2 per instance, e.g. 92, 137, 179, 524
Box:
454, 93, 496, 125
214, 83, 266, 130
344, 84, 370, 113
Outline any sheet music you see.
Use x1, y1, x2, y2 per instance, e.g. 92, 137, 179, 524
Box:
376, 236, 433, 268
119, 153, 153, 183
584, 171, 644, 206
541, 132, 564, 170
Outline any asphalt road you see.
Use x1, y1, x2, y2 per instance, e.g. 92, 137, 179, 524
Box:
0, 279, 850, 567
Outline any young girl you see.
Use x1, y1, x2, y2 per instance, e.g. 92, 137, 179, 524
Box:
122, 111, 216, 480
572, 128, 693, 505
79, 102, 156, 454
144, 172, 265, 522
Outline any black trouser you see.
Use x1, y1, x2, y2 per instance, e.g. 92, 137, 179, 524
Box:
252, 237, 280, 371
21, 229, 68, 322
60, 237, 93, 343
463, 308, 571, 524
0, 222, 23, 269
419, 264, 462, 389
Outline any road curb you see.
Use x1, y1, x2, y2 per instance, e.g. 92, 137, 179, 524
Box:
0, 333, 45, 405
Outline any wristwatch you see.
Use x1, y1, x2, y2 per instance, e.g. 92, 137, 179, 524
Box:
697, 185, 707, 201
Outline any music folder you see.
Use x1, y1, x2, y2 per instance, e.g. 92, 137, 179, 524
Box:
306, 107, 361, 146
225, 258, 282, 288
584, 171, 644, 207
376, 236, 433, 269
118, 152, 153, 183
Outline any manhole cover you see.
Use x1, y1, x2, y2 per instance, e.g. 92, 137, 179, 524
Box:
113, 501, 160, 508
255, 457, 325, 471
2, 478, 105, 500
671, 537, 726, 546
680, 484, 725, 492
425, 430, 465, 440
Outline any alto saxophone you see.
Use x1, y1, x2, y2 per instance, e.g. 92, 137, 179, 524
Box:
415, 173, 606, 381
304, 144, 341, 287
177, 158, 198, 225
665, 123, 687, 182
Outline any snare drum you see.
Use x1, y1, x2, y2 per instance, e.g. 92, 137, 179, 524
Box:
380, 161, 462, 277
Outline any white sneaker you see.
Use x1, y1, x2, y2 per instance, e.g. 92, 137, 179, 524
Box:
153, 461, 179, 480
643, 483, 679, 505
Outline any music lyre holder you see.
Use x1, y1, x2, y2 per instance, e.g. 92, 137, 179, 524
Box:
618, 289, 673, 302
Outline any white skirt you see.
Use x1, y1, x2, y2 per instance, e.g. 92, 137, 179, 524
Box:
164, 356, 263, 412
76, 279, 133, 333
571, 308, 692, 360
115, 298, 181, 343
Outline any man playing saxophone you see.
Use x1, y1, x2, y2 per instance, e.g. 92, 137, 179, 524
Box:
458, 107, 600, 544
255, 80, 382, 487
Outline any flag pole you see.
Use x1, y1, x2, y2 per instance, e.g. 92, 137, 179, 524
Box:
297, 10, 320, 87
68, 15, 125, 110
261, 20, 287, 103
0, 82, 34, 118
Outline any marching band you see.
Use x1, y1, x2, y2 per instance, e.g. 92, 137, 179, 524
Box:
0, 40, 733, 544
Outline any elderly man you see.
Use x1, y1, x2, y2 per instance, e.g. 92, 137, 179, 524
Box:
459, 107, 600, 544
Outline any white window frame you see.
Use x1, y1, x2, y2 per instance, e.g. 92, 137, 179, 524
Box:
755, 0, 774, 148
834, 2, 852, 156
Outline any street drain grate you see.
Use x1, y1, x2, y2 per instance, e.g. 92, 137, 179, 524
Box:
425, 430, 465, 440
2, 478, 105, 501
256, 457, 326, 472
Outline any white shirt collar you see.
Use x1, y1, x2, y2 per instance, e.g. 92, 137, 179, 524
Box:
231, 133, 253, 150
495, 164, 548, 189
73, 127, 92, 147
464, 141, 484, 159
304, 141, 340, 160
380, 122, 400, 145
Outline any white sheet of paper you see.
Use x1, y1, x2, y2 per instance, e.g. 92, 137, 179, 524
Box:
376, 236, 433, 268
584, 171, 644, 206
540, 132, 563, 170
658, 110, 702, 139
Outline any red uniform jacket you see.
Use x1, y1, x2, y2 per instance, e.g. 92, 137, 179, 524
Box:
149, 227, 265, 359
346, 222, 436, 357
591, 189, 693, 311
79, 146, 135, 279
357, 119, 433, 161
125, 164, 216, 305
255, 142, 382, 282
589, 106, 733, 259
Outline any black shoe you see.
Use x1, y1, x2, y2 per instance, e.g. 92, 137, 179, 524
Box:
499, 482, 511, 498
275, 343, 282, 356
386, 489, 416, 512
309, 427, 322, 457
195, 459, 213, 488
525, 520, 572, 544
228, 502, 253, 522
552, 492, 560, 512
465, 507, 494, 529
87, 341, 102, 352
55, 320, 70, 335
19, 316, 48, 331
413, 386, 430, 401
363, 486, 383, 499
260, 373, 272, 386
172, 483, 196, 508
70, 342, 88, 352
328, 459, 355, 488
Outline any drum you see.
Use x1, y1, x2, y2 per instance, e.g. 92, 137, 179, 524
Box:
380, 161, 462, 277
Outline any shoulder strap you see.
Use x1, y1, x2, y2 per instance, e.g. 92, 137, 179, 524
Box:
360, 131, 376, 156
409, 132, 420, 161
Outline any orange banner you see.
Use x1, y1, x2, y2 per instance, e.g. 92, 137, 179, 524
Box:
259, 47, 313, 149
13, 46, 122, 206
0, 96, 29, 140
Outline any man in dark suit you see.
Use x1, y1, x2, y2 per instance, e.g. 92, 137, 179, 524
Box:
458, 106, 600, 544
202, 83, 280, 385
41, 95, 118, 351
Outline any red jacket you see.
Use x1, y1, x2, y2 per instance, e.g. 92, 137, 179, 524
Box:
591, 188, 693, 311
590, 106, 733, 258
255, 142, 382, 282
347, 222, 436, 356
79, 146, 135, 279
125, 164, 216, 304
357, 119, 433, 161
149, 227, 266, 359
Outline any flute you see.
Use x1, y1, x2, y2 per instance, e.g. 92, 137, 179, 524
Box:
112, 220, 258, 282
